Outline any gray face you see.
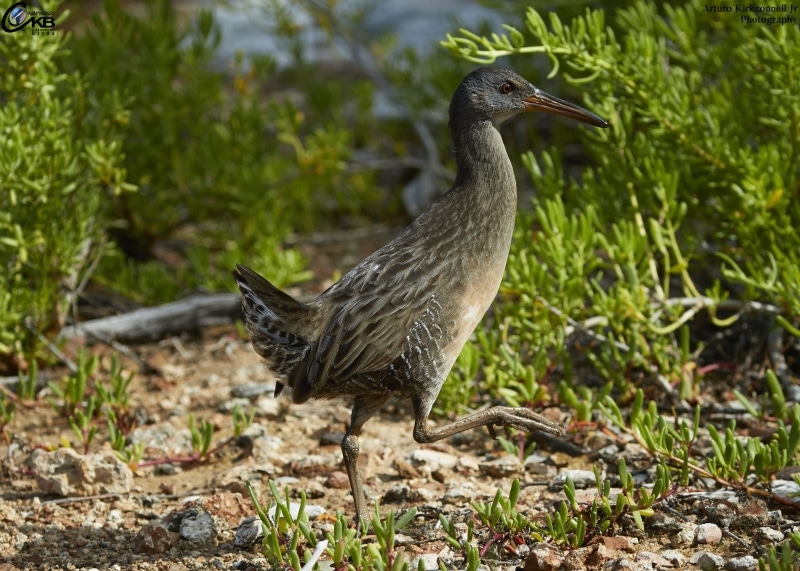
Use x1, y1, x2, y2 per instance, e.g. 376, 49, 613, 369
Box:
450, 68, 537, 125
449, 67, 609, 129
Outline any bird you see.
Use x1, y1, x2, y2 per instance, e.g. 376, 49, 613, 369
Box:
234, 67, 609, 527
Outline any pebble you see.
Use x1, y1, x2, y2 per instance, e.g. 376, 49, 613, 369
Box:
456, 454, 480, 472
633, 551, 672, 569
217, 397, 250, 413
406, 449, 458, 472
597, 444, 621, 462
230, 381, 275, 398
442, 484, 476, 504
251, 437, 285, 464
393, 457, 422, 478
754, 526, 783, 544
29, 448, 132, 496
771, 479, 800, 498
448, 432, 475, 446
210, 464, 280, 494
233, 516, 262, 548
524, 542, 564, 570
408, 487, 438, 502
297, 480, 326, 499
689, 551, 724, 570
383, 485, 409, 503
254, 396, 282, 417
479, 455, 522, 477
130, 424, 192, 453
133, 522, 173, 554
324, 470, 350, 489
670, 522, 698, 547
725, 555, 758, 571
154, 463, 181, 476
695, 523, 722, 546
603, 558, 637, 570
239, 422, 267, 439
106, 509, 124, 529
551, 469, 596, 489
178, 508, 217, 542
291, 453, 341, 477
523, 452, 550, 465
659, 549, 687, 567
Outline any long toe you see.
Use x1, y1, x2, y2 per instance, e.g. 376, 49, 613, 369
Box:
503, 407, 564, 435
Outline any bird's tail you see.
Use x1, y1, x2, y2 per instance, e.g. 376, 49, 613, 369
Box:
233, 264, 312, 396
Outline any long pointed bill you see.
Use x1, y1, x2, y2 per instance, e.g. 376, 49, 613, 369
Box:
523, 88, 609, 128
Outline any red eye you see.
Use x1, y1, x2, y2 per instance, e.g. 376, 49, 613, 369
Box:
500, 82, 514, 94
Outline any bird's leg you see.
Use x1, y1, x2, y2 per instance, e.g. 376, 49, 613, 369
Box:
342, 394, 390, 532
412, 403, 563, 444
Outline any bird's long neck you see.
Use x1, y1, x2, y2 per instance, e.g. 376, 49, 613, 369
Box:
447, 120, 517, 245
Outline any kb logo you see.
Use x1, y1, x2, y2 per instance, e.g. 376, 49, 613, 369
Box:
2, 2, 56, 34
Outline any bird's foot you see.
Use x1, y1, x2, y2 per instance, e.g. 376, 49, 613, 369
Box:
486, 406, 564, 439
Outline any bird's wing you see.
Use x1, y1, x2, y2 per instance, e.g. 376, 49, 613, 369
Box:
288, 260, 440, 403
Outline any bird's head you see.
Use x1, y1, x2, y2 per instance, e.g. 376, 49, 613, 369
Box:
449, 67, 608, 130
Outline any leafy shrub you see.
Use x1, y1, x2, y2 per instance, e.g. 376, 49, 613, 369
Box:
2, 0, 396, 364
67, 0, 385, 304
0, 0, 130, 364
440, 0, 800, 407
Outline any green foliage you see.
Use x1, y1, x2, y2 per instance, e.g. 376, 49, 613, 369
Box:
602, 389, 800, 497
232, 405, 255, 438
0, 0, 131, 358
473, 479, 525, 532
440, 0, 799, 430
3, 0, 392, 360
95, 354, 135, 435
759, 535, 800, 571
67, 0, 381, 305
0, 393, 14, 441
188, 413, 215, 458
17, 360, 38, 401
247, 480, 416, 570
547, 459, 669, 548
48, 349, 97, 418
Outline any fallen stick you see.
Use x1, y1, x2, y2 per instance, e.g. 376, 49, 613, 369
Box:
59, 293, 242, 343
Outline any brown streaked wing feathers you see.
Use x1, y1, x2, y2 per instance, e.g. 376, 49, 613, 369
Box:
289, 270, 438, 403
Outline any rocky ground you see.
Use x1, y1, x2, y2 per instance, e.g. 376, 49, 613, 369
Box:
1, 328, 797, 571
0, 237, 798, 571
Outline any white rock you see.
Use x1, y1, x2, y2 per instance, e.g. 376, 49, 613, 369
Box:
552, 469, 596, 489
695, 523, 722, 545
689, 551, 724, 570
754, 526, 784, 544
29, 448, 132, 496
526, 542, 564, 570
633, 550, 672, 569
179, 508, 217, 542
406, 449, 458, 472
659, 549, 687, 567
442, 484, 476, 504
479, 455, 522, 477
725, 555, 758, 571
670, 522, 698, 547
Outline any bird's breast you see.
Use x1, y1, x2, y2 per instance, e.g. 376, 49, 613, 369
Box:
439, 246, 509, 369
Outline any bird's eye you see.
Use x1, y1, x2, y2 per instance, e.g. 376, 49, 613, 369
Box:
500, 82, 514, 94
